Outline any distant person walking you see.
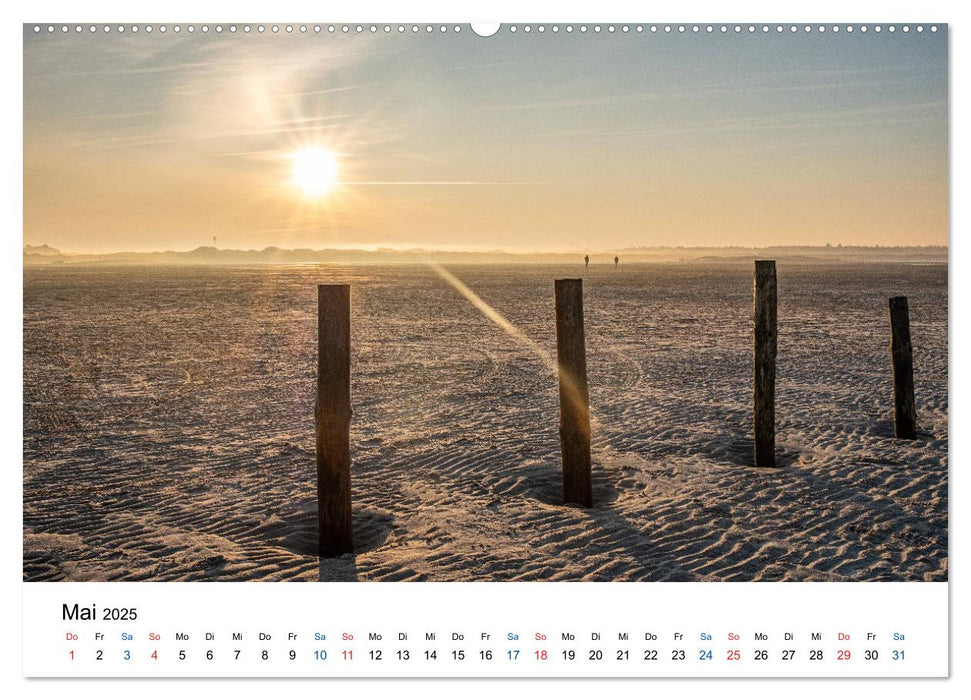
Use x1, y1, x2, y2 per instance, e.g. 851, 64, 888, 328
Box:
614, 255, 619, 268
584, 254, 590, 269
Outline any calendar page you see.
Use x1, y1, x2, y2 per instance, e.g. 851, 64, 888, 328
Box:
14, 0, 955, 691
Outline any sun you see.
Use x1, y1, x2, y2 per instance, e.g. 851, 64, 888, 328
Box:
289, 147, 339, 197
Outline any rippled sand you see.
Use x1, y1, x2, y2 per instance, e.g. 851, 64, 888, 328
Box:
23, 262, 947, 581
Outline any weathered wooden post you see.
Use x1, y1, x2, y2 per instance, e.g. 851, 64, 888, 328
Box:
555, 279, 593, 507
753, 261, 777, 468
889, 296, 917, 439
317, 284, 353, 556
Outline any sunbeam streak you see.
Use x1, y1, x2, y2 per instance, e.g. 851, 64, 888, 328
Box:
428, 261, 553, 369
427, 261, 599, 433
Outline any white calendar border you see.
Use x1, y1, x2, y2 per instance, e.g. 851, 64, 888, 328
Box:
4, 0, 964, 696
22, 582, 949, 678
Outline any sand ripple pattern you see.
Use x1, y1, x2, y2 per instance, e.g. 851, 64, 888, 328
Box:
23, 263, 947, 581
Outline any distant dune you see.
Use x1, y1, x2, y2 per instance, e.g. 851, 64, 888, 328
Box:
22, 244, 948, 266
23, 244, 62, 256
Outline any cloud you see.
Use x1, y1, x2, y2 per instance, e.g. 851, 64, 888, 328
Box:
27, 34, 380, 157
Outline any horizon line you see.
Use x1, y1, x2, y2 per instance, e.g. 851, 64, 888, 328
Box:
24, 242, 949, 258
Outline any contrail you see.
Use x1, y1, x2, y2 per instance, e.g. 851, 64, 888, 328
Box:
342, 180, 541, 186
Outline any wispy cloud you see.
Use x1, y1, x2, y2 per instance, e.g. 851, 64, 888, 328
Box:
482, 75, 937, 113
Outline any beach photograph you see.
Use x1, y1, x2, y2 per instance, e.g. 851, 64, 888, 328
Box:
23, 24, 947, 582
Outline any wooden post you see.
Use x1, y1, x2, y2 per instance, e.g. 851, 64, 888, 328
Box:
753, 261, 777, 468
316, 284, 353, 556
555, 279, 593, 507
889, 296, 917, 439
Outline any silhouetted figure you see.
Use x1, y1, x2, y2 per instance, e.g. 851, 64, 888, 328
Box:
614, 255, 619, 268
584, 254, 590, 269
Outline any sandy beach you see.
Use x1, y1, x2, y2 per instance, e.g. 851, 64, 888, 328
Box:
22, 261, 948, 582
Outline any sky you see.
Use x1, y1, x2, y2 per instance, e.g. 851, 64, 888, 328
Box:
23, 25, 948, 253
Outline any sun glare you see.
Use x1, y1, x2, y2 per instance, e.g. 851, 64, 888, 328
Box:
290, 147, 339, 197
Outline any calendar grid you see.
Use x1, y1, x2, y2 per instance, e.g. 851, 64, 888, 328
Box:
24, 582, 948, 678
